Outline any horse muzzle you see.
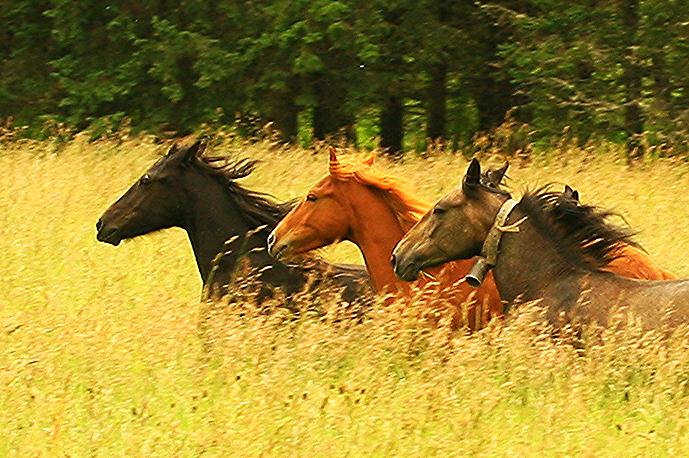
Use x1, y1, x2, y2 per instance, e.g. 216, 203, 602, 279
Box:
96, 219, 122, 246
390, 250, 421, 282
266, 230, 289, 259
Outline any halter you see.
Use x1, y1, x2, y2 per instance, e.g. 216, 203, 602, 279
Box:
465, 198, 525, 287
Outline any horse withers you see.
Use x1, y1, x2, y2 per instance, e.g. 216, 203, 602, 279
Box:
556, 185, 676, 280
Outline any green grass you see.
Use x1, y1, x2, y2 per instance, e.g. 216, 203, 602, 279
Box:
2, 135, 689, 456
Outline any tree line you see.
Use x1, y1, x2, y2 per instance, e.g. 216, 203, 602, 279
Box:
2, 1, 689, 155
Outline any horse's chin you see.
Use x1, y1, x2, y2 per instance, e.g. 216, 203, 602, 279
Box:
97, 227, 122, 246
395, 263, 421, 282
270, 234, 327, 261
270, 244, 289, 260
275, 245, 317, 262
397, 257, 448, 282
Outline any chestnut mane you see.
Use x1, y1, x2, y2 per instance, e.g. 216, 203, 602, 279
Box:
328, 154, 429, 231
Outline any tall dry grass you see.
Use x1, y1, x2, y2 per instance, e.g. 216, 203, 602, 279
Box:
1, 134, 689, 455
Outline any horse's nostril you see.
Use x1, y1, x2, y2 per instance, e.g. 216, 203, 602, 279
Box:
96, 219, 103, 231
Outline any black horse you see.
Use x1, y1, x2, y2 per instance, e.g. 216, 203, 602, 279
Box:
96, 140, 372, 304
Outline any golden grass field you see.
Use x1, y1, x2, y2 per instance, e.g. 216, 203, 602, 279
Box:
2, 135, 689, 456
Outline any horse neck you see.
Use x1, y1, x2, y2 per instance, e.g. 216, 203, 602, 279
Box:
181, 177, 286, 285
236, 230, 307, 293
180, 183, 247, 282
343, 182, 415, 294
492, 206, 586, 304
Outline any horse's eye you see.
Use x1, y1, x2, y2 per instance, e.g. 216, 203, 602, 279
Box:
140, 174, 152, 186
433, 206, 447, 215
306, 194, 317, 202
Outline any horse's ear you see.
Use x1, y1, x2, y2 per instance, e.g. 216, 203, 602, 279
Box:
463, 158, 481, 189
329, 147, 340, 174
563, 185, 580, 201
184, 139, 206, 162
486, 162, 509, 187
362, 153, 375, 166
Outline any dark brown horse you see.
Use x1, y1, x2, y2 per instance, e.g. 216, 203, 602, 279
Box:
96, 140, 371, 303
392, 158, 689, 330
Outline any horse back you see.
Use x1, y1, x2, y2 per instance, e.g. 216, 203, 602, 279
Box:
605, 244, 677, 280
586, 274, 689, 330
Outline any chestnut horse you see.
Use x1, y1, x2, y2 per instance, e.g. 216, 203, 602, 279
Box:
392, 159, 689, 331
267, 151, 508, 330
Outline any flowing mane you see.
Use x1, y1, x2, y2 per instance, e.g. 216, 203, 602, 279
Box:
191, 153, 295, 231
189, 150, 334, 269
518, 186, 637, 270
328, 155, 429, 231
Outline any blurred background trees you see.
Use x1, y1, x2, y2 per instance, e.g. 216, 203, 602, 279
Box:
2, 0, 689, 156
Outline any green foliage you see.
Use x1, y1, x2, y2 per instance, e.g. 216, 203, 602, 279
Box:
497, 0, 689, 147
0, 0, 483, 147
2, 0, 689, 153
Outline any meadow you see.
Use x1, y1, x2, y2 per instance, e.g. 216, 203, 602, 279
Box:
2, 135, 689, 456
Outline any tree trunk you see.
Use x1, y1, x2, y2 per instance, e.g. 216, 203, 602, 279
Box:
620, 0, 644, 160
426, 62, 447, 142
465, 2, 518, 132
170, 55, 197, 134
266, 89, 298, 142
650, 53, 672, 119
472, 69, 514, 132
312, 76, 355, 142
425, 0, 451, 143
380, 95, 404, 156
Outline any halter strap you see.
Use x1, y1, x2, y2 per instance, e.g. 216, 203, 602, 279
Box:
465, 199, 523, 287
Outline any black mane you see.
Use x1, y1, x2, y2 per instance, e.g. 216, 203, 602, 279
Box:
518, 186, 636, 270
192, 154, 296, 231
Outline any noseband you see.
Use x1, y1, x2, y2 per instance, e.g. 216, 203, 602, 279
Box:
465, 199, 524, 287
